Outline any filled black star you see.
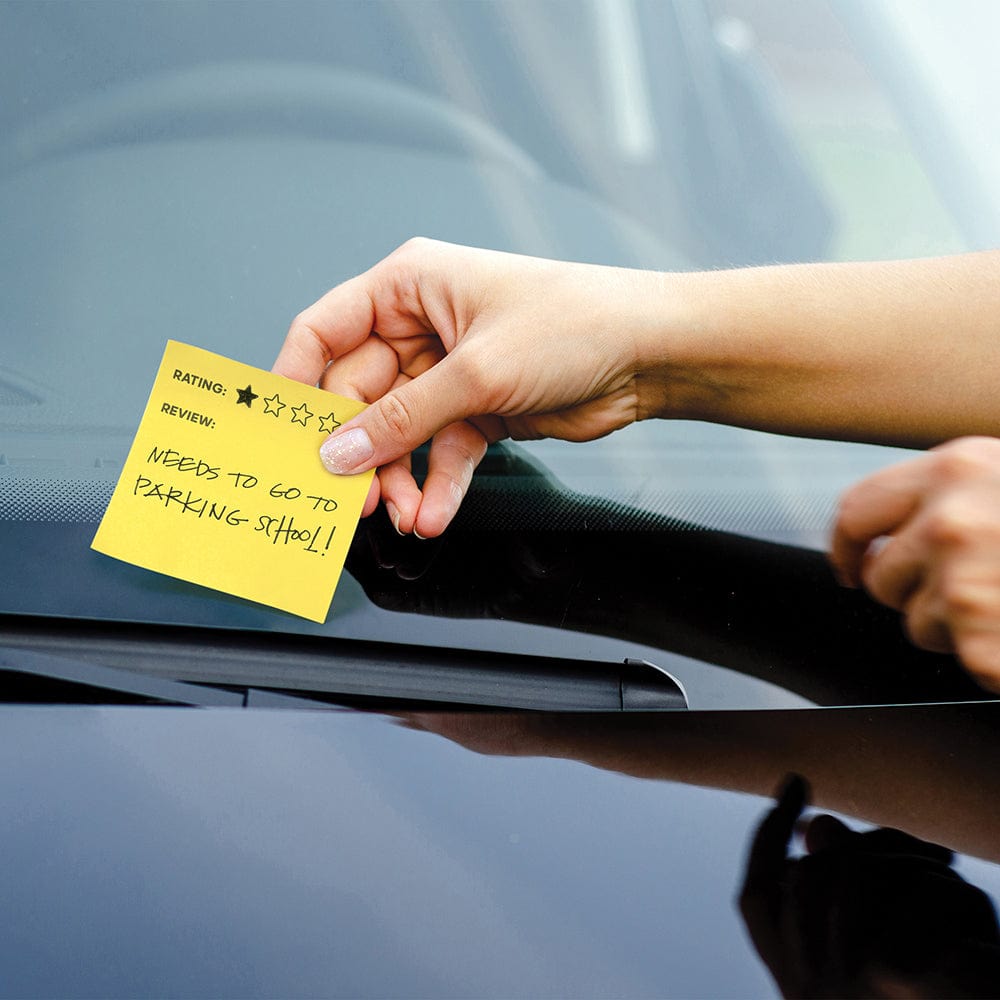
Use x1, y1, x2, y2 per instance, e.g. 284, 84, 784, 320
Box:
236, 384, 259, 408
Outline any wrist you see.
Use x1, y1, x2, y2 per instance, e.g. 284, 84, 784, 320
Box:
631, 267, 742, 423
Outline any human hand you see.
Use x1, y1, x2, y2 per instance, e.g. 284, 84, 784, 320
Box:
830, 437, 1000, 692
739, 774, 1000, 999
273, 238, 672, 537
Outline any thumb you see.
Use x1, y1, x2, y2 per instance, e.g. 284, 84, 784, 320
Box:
318, 356, 474, 474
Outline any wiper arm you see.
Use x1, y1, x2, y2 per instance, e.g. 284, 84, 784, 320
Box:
0, 618, 688, 711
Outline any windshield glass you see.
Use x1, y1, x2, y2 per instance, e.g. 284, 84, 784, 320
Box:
2, 0, 996, 709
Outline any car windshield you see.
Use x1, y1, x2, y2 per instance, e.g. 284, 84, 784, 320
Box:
2, 0, 998, 709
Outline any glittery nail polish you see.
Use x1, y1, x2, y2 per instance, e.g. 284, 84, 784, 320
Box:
319, 427, 374, 474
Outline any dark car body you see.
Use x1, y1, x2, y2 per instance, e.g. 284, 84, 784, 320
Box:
3, 1, 1000, 996
5, 703, 1000, 998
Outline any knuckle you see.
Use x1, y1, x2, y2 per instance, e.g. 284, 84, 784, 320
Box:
437, 440, 480, 483
433, 470, 467, 502
931, 436, 1000, 481
449, 345, 499, 410
833, 488, 868, 540
923, 494, 985, 547
860, 560, 892, 606
287, 314, 332, 365
439, 436, 477, 467
937, 565, 987, 621
955, 636, 1000, 692
900, 596, 950, 653
392, 235, 437, 261
901, 612, 927, 649
376, 392, 417, 441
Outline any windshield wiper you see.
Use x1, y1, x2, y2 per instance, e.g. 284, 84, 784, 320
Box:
0, 645, 333, 709
0, 617, 688, 711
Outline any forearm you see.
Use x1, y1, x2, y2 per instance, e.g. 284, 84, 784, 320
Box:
640, 251, 1000, 447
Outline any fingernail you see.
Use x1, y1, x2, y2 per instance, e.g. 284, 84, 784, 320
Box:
385, 502, 404, 536
320, 427, 374, 474
413, 527, 428, 541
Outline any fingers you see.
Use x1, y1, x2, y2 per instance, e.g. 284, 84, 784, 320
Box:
898, 579, 953, 653
294, 246, 494, 531
355, 422, 489, 538
859, 525, 954, 651
741, 774, 809, 913
318, 333, 400, 402
738, 774, 809, 986
318, 334, 402, 519
859, 533, 923, 611
378, 455, 422, 535
833, 438, 1000, 588
954, 628, 1000, 692
413, 421, 489, 538
273, 272, 378, 384
802, 814, 851, 854
360, 477, 381, 518
829, 460, 930, 588
315, 336, 489, 535
319, 351, 481, 475
831, 439, 1000, 688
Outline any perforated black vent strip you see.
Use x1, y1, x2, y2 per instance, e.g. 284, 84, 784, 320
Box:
451, 483, 837, 534
0, 478, 113, 522
452, 487, 693, 532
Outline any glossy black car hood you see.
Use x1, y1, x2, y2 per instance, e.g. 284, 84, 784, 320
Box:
4, 703, 1000, 998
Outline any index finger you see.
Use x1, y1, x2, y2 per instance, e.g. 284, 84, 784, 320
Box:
829, 456, 934, 587
738, 774, 808, 981
741, 774, 808, 907
272, 272, 377, 385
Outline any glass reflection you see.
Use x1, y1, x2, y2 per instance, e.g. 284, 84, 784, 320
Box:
391, 706, 1000, 998
741, 775, 1000, 999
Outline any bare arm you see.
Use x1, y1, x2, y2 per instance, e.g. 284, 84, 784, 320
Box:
645, 250, 1000, 446
276, 241, 1000, 687
275, 242, 1000, 537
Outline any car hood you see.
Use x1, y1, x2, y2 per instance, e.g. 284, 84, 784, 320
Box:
3, 703, 1000, 998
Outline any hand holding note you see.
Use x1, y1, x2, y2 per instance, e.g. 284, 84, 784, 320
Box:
92, 341, 374, 622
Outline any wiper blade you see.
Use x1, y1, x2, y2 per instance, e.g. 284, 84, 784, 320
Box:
0, 646, 241, 707
0, 645, 347, 709
0, 618, 688, 711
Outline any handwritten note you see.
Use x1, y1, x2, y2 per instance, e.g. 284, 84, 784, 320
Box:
92, 340, 374, 622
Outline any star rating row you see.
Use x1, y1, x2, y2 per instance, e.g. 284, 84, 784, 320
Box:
234, 384, 341, 433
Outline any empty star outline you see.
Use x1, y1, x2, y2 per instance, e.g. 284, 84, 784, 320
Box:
263, 392, 286, 417
318, 411, 341, 434
236, 384, 259, 408
290, 401, 314, 427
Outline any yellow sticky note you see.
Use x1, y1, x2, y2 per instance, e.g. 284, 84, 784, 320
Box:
92, 340, 374, 622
